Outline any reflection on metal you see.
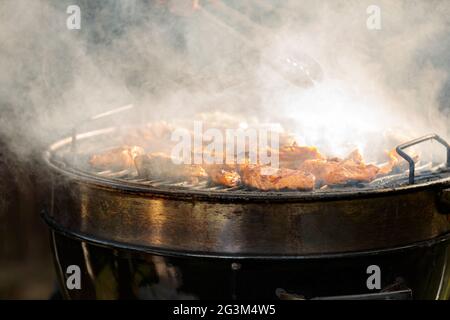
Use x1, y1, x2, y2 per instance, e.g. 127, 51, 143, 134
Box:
277, 279, 413, 300
50, 232, 450, 300
435, 249, 448, 299
311, 289, 412, 300
81, 242, 95, 282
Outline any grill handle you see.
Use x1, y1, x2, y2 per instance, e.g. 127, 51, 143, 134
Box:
396, 134, 450, 185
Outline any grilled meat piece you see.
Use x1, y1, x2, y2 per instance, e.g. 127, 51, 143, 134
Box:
134, 153, 207, 182
299, 150, 379, 186
345, 149, 364, 164
279, 144, 324, 169
324, 162, 379, 185
89, 146, 144, 170
204, 166, 241, 187
299, 159, 336, 183
378, 149, 401, 175
241, 165, 315, 191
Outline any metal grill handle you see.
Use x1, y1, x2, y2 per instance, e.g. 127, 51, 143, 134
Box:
396, 134, 450, 184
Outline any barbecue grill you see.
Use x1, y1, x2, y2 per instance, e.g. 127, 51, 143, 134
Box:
41, 113, 450, 300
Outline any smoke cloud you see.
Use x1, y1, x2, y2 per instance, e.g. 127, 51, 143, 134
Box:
0, 0, 449, 162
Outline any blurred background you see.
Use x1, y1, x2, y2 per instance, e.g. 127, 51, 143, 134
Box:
0, 141, 55, 299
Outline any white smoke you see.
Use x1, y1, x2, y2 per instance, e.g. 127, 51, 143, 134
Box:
0, 0, 449, 163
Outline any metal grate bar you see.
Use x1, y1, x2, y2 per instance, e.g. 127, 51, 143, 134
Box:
90, 161, 448, 193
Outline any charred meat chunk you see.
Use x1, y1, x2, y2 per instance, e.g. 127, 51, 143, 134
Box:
134, 153, 207, 183
204, 166, 241, 187
279, 144, 325, 169
299, 150, 379, 186
89, 146, 144, 170
241, 165, 315, 191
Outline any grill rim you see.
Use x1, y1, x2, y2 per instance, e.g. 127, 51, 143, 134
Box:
44, 212, 450, 259
44, 127, 450, 203
44, 149, 450, 203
